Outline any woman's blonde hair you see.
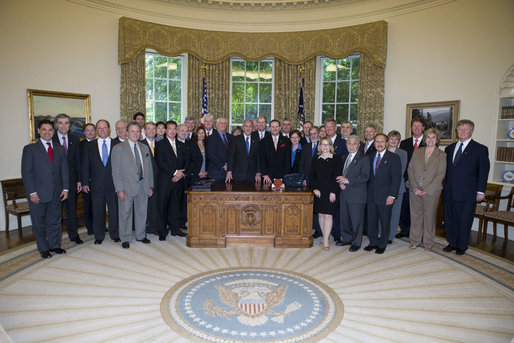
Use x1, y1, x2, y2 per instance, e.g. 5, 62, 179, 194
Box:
317, 137, 335, 155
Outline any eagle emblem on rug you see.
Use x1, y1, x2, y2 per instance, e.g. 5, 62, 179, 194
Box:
203, 278, 302, 326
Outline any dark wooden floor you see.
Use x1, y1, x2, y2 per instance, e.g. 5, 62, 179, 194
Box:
1, 224, 513, 261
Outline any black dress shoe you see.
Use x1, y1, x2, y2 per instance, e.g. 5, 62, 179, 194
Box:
312, 232, 321, 239
388, 240, 393, 245
335, 241, 351, 247
395, 232, 408, 238
159, 235, 166, 241
455, 248, 466, 255
442, 244, 455, 252
87, 230, 93, 236
171, 231, 187, 237
72, 237, 83, 244
363, 245, 377, 251
349, 245, 360, 252
113, 238, 121, 243
333, 236, 342, 243
94, 240, 103, 245
49, 248, 66, 254
137, 238, 151, 244
375, 247, 386, 254
40, 251, 52, 259
122, 242, 130, 249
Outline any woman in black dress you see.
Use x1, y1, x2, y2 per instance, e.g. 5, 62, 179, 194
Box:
309, 137, 343, 250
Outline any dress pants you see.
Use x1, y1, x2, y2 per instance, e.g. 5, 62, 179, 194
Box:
28, 195, 62, 252
146, 189, 160, 233
340, 199, 365, 247
91, 190, 119, 241
398, 191, 411, 235
367, 202, 393, 249
62, 189, 79, 240
159, 180, 185, 235
118, 181, 147, 242
82, 191, 93, 234
409, 190, 440, 249
444, 195, 476, 251
387, 192, 404, 241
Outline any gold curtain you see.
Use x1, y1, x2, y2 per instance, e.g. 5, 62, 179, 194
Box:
274, 58, 316, 126
188, 55, 231, 122
357, 52, 385, 137
119, 17, 387, 67
120, 50, 145, 122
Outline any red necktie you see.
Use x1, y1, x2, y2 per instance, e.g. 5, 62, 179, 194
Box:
47, 142, 54, 164
413, 138, 418, 150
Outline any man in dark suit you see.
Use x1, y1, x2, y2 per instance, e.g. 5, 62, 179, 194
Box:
112, 120, 127, 145
281, 118, 292, 138
80, 123, 96, 235
206, 117, 232, 182
365, 133, 402, 254
252, 115, 270, 141
359, 124, 377, 156
226, 120, 261, 182
22, 119, 69, 259
185, 116, 196, 141
81, 119, 120, 244
52, 113, 82, 244
443, 119, 489, 255
260, 119, 291, 184
299, 121, 313, 146
141, 122, 160, 235
155, 120, 189, 240
397, 118, 426, 238
336, 136, 370, 251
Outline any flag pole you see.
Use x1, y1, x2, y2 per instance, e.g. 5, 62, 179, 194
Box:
200, 65, 208, 127
297, 65, 306, 131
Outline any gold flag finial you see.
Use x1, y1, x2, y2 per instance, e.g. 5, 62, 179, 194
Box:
200, 65, 208, 77
299, 65, 306, 76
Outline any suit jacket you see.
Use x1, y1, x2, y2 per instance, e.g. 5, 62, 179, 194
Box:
359, 140, 377, 156
21, 140, 69, 202
443, 139, 489, 201
291, 146, 302, 173
140, 138, 159, 186
298, 141, 318, 184
227, 134, 260, 181
112, 136, 125, 145
259, 135, 291, 179
332, 135, 347, 156
251, 130, 270, 141
155, 137, 189, 189
111, 140, 153, 197
299, 137, 310, 146
340, 151, 370, 205
206, 130, 232, 180
53, 132, 80, 187
407, 147, 446, 197
367, 150, 402, 205
399, 136, 426, 181
392, 148, 408, 194
81, 138, 119, 192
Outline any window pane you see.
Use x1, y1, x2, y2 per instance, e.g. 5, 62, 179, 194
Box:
146, 79, 154, 100
232, 83, 245, 103
351, 81, 359, 103
338, 58, 351, 80
350, 104, 358, 122
260, 62, 272, 82
336, 81, 349, 103
246, 83, 258, 103
246, 62, 258, 82
169, 103, 181, 122
232, 61, 245, 81
145, 55, 154, 78
246, 104, 258, 119
351, 58, 360, 80
259, 104, 271, 120
323, 82, 335, 103
154, 56, 168, 78
322, 104, 334, 123
169, 80, 181, 102
155, 80, 167, 101
146, 102, 154, 121
155, 102, 167, 122
336, 104, 348, 123
169, 58, 181, 79
259, 84, 272, 103
323, 60, 336, 81
231, 104, 244, 124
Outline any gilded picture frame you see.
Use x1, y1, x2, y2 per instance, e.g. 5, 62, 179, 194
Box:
27, 89, 91, 141
406, 100, 460, 145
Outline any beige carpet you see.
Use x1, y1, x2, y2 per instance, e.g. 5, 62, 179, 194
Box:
0, 233, 513, 343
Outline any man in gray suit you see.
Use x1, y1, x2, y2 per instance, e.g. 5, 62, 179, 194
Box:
336, 135, 370, 251
22, 119, 69, 259
111, 121, 154, 249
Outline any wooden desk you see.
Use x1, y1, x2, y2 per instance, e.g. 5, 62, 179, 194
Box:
186, 181, 314, 248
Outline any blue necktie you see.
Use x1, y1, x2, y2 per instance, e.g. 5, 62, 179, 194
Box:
222, 133, 228, 149
246, 136, 250, 154
374, 153, 381, 175
454, 142, 463, 163
312, 143, 317, 158
102, 140, 108, 166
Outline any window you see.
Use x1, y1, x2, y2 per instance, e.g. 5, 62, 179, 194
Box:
319, 54, 360, 130
145, 52, 187, 123
230, 58, 273, 130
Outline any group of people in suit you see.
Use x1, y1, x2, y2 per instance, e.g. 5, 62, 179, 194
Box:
22, 110, 489, 259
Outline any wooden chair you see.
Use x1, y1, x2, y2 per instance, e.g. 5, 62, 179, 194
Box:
482, 186, 514, 241
1, 178, 30, 236
475, 183, 503, 242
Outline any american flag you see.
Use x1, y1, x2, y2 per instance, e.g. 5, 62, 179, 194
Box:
297, 77, 305, 130
201, 76, 208, 127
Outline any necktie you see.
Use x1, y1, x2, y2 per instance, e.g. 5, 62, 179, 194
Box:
312, 143, 317, 157
222, 133, 228, 148
62, 136, 67, 154
343, 154, 352, 176
374, 153, 381, 175
364, 142, 369, 153
46, 142, 54, 164
171, 140, 177, 156
134, 143, 143, 180
274, 137, 278, 150
454, 142, 463, 163
413, 138, 419, 150
246, 136, 250, 154
260, 132, 264, 140
102, 140, 108, 166
149, 141, 154, 156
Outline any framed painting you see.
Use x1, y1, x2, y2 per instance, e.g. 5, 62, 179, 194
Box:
27, 89, 91, 141
406, 100, 460, 145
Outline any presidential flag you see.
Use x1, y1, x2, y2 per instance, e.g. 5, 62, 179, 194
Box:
297, 77, 305, 130
201, 76, 208, 127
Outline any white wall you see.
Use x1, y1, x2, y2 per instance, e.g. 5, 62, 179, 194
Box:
1, 0, 513, 238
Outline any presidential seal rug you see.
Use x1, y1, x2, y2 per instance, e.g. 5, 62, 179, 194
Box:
160, 267, 343, 342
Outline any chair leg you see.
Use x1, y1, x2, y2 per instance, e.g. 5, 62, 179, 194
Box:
492, 222, 497, 241
17, 215, 23, 238
4, 211, 9, 233
477, 217, 484, 242
482, 219, 488, 241
504, 224, 509, 241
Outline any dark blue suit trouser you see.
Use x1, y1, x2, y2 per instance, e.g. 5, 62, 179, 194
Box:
28, 196, 62, 252
444, 197, 476, 251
